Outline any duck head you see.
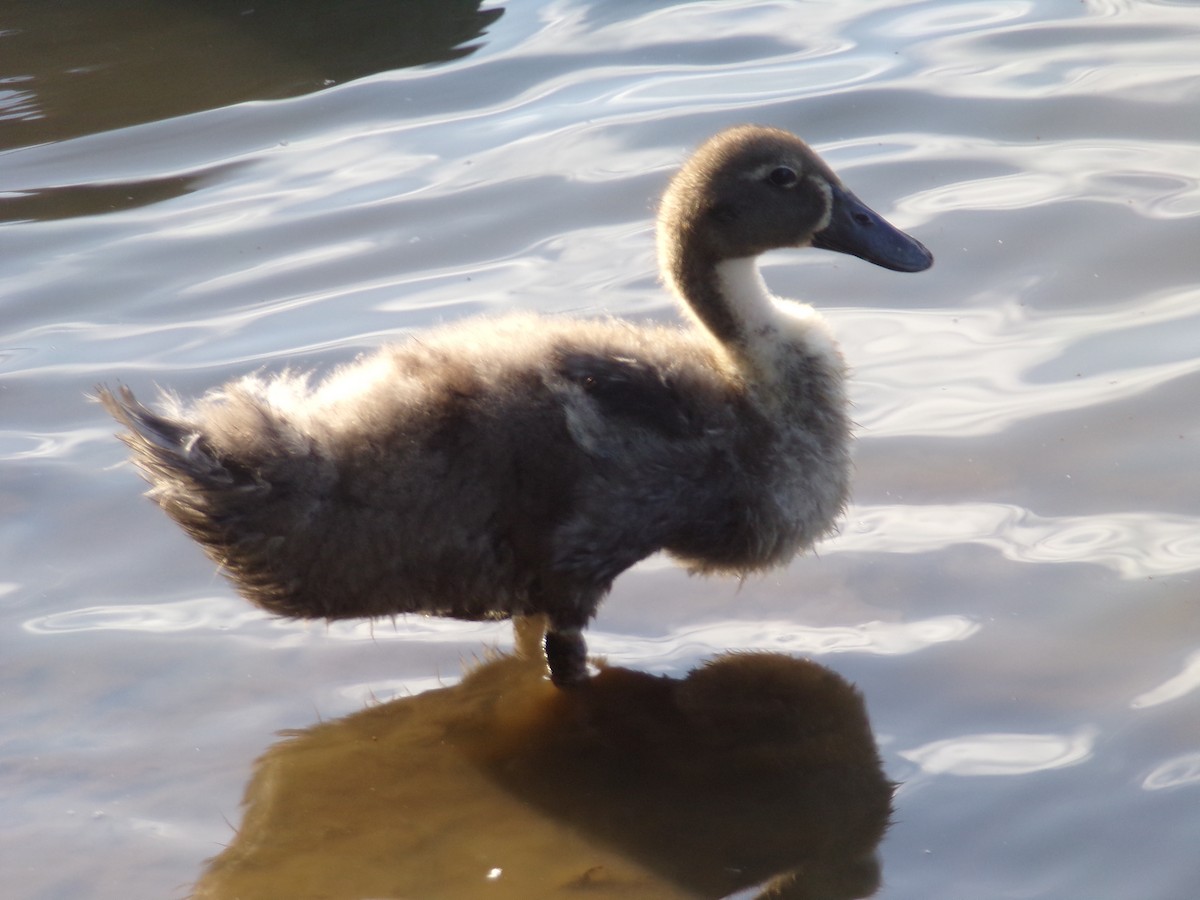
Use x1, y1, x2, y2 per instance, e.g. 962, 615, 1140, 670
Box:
658, 125, 933, 276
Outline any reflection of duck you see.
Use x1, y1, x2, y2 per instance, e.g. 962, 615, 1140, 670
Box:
192, 646, 892, 900
99, 126, 932, 685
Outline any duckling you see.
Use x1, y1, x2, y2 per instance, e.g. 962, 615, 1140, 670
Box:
98, 125, 932, 686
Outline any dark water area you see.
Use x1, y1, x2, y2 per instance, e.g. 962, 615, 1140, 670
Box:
2, 1, 1198, 898
0, 0, 502, 150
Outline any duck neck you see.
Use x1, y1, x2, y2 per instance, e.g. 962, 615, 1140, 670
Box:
665, 245, 747, 348
668, 252, 844, 388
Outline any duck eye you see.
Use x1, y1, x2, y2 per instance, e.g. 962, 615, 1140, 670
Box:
768, 166, 798, 187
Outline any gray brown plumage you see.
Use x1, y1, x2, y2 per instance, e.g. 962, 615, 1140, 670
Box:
98, 125, 932, 685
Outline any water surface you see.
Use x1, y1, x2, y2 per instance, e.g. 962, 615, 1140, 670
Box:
2, 1, 1198, 898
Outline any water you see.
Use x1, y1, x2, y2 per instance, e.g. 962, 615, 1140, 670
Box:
3, 1, 1198, 897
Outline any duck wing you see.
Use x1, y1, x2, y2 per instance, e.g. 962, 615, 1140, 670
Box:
555, 351, 697, 440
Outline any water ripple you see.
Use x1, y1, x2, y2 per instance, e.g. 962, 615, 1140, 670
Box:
912, 139, 1199, 218
904, 1, 1199, 100
1142, 754, 1200, 791
23, 598, 513, 647
900, 727, 1097, 776
22, 597, 265, 635
588, 615, 980, 671
1131, 650, 1200, 709
843, 287, 1200, 437
890, 2, 1033, 37
839, 503, 1200, 578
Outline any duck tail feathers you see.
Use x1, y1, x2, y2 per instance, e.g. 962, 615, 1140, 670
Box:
95, 384, 246, 496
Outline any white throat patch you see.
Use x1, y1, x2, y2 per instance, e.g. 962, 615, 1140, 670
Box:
714, 257, 843, 375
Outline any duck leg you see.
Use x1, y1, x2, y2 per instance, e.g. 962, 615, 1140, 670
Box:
512, 614, 550, 661
544, 625, 589, 687
544, 628, 590, 691
512, 613, 588, 685
529, 575, 605, 687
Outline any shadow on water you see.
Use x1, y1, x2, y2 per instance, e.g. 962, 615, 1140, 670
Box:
0, 164, 243, 225
192, 637, 891, 900
0, 0, 503, 221
1, 0, 503, 150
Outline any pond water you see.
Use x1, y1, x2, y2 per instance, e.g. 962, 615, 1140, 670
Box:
3, 1, 1198, 897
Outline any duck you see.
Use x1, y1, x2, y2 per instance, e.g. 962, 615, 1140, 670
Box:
98, 125, 932, 686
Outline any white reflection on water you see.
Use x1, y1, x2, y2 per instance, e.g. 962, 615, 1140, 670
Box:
1131, 650, 1200, 709
23, 596, 508, 644
845, 287, 1200, 437
889, 1, 1032, 37
913, 139, 1199, 217
904, 0, 1198, 100
24, 597, 269, 635
585, 615, 979, 671
0, 426, 110, 461
1142, 754, 1200, 791
618, 58, 892, 103
839, 503, 1200, 579
24, 596, 977, 675
182, 238, 379, 296
900, 727, 1097, 776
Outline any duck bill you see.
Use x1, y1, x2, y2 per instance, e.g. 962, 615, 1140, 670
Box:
810, 182, 933, 273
